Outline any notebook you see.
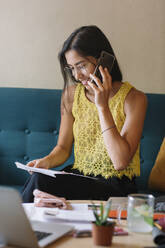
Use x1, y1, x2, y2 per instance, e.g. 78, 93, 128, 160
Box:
0, 187, 73, 248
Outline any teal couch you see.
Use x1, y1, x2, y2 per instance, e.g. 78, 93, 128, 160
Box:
0, 87, 165, 195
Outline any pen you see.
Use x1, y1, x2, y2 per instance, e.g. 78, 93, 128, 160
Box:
154, 222, 162, 230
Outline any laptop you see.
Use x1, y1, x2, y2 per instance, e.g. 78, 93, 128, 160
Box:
0, 187, 73, 248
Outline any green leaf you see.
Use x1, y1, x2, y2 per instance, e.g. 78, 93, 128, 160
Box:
100, 202, 104, 223
92, 203, 101, 224
103, 198, 112, 222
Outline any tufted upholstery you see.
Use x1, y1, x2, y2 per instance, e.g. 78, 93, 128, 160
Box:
0, 87, 164, 195
0, 87, 74, 189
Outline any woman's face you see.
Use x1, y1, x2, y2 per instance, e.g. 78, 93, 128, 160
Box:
65, 49, 97, 89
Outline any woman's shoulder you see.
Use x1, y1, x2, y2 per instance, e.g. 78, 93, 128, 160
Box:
61, 84, 77, 112
62, 84, 77, 99
127, 86, 147, 103
124, 84, 148, 110
113, 81, 146, 98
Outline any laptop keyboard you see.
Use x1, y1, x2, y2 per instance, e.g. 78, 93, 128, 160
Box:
35, 231, 52, 241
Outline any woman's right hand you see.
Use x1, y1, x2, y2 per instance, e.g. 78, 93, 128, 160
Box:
26, 156, 51, 170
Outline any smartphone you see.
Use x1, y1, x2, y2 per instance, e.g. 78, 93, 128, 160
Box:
92, 51, 115, 83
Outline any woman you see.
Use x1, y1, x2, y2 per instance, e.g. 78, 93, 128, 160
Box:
22, 25, 147, 203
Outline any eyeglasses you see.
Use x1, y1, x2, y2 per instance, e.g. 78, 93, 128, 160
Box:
64, 61, 95, 77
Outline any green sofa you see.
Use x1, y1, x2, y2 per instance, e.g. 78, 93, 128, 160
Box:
0, 87, 164, 195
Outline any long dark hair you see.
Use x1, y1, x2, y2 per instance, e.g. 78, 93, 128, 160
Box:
58, 25, 122, 89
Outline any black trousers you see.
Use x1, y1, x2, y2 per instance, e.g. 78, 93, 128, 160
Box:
22, 166, 137, 203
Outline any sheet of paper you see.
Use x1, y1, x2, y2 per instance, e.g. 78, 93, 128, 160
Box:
15, 162, 56, 178
43, 209, 95, 223
15, 162, 98, 180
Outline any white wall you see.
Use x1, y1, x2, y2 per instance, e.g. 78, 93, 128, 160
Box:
0, 0, 164, 93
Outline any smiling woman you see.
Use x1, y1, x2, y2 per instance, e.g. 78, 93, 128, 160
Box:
59, 25, 122, 88
64, 50, 97, 88
22, 25, 147, 203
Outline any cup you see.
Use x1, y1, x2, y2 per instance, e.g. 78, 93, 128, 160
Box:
127, 194, 155, 233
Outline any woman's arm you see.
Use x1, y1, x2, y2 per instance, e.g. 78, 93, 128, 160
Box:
27, 86, 75, 169
47, 89, 75, 168
98, 88, 147, 170
89, 67, 147, 171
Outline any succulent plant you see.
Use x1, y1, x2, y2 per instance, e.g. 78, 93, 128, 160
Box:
92, 198, 112, 226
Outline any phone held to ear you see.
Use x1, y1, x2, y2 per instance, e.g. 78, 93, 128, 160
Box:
91, 51, 115, 83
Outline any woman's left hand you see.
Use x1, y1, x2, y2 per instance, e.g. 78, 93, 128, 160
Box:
88, 66, 113, 109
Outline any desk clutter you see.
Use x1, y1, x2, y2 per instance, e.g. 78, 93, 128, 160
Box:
23, 202, 129, 235
0, 186, 161, 247
23, 195, 165, 247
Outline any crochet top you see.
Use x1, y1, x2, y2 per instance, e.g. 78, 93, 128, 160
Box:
72, 82, 140, 179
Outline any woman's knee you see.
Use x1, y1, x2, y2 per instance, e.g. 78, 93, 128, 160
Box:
30, 172, 49, 184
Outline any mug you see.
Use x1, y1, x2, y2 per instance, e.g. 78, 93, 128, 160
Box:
127, 194, 155, 233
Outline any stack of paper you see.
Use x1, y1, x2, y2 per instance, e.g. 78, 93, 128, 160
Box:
23, 203, 94, 231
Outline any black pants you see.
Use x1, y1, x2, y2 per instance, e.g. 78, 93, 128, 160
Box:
22, 166, 137, 203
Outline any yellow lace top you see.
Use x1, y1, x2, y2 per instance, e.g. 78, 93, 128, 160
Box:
72, 82, 140, 179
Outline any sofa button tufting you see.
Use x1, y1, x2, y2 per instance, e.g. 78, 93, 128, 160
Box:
25, 129, 30, 134
24, 155, 29, 161
141, 159, 144, 163
53, 130, 58, 135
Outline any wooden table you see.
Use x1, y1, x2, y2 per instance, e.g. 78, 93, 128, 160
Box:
47, 230, 156, 248
46, 199, 157, 248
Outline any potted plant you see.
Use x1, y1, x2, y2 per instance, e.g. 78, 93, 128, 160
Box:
91, 199, 115, 246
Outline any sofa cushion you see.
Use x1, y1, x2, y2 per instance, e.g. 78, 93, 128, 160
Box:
136, 94, 165, 192
0, 88, 74, 186
0, 88, 165, 195
148, 138, 165, 192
